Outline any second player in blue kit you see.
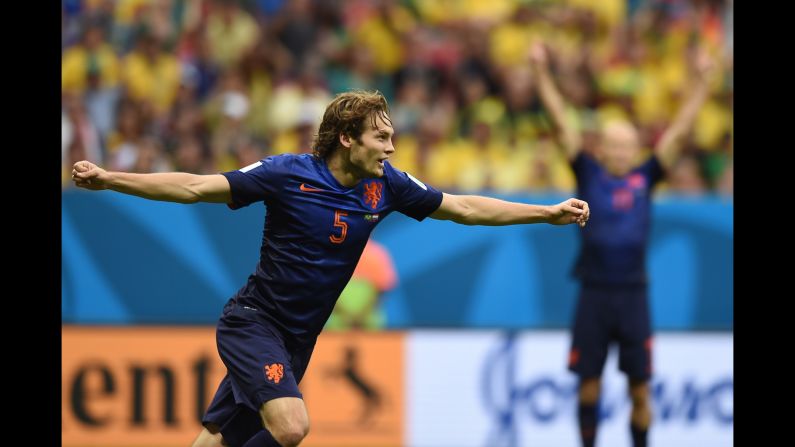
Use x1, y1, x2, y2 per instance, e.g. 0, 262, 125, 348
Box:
530, 43, 715, 447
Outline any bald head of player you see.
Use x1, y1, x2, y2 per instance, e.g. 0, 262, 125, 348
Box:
597, 120, 642, 178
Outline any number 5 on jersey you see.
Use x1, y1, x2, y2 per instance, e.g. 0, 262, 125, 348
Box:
329, 210, 348, 244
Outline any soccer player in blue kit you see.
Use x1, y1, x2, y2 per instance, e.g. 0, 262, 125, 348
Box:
72, 90, 590, 447
529, 44, 714, 447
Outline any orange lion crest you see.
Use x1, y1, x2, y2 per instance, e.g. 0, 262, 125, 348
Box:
264, 363, 284, 384
363, 181, 383, 209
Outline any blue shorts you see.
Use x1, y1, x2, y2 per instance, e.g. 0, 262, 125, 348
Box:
202, 299, 315, 446
568, 283, 653, 381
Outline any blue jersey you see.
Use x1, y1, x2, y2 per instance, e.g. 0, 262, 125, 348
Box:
571, 152, 664, 285
221, 153, 443, 346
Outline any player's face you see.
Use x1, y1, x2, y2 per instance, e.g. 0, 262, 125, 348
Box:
598, 123, 640, 177
348, 113, 395, 178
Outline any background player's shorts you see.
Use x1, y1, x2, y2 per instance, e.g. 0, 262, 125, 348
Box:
202, 299, 315, 446
568, 283, 653, 381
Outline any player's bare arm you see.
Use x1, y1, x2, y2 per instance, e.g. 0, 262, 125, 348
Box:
71, 160, 232, 204
656, 49, 716, 170
430, 193, 590, 227
529, 42, 583, 161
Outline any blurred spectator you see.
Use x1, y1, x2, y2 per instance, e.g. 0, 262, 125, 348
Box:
207, 69, 254, 172
350, 0, 415, 75
391, 77, 430, 136
234, 137, 268, 167
62, 21, 121, 138
106, 100, 147, 167
271, 0, 317, 69
326, 239, 398, 330
716, 159, 732, 196
130, 136, 173, 173
163, 68, 210, 152
62, 1, 86, 48
172, 135, 214, 173
526, 136, 577, 192
205, 0, 260, 69
489, 4, 542, 69
178, 31, 222, 101
667, 153, 708, 195
62, 21, 120, 96
63, 93, 104, 178
327, 42, 393, 100
121, 32, 182, 118
271, 115, 317, 155
267, 57, 332, 134
702, 130, 731, 189
237, 35, 282, 139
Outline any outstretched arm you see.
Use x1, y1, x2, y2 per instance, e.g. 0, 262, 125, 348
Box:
430, 193, 589, 227
656, 50, 715, 170
71, 160, 232, 204
529, 42, 583, 161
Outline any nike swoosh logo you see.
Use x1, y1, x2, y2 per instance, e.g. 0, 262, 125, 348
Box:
299, 183, 325, 192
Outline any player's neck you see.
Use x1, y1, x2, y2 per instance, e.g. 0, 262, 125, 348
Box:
326, 151, 365, 188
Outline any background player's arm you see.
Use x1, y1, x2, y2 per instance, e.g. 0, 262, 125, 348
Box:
430, 193, 589, 227
656, 50, 715, 170
71, 160, 232, 204
529, 42, 582, 161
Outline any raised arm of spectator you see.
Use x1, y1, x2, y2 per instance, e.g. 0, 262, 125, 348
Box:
71, 160, 232, 204
656, 50, 716, 170
529, 42, 583, 161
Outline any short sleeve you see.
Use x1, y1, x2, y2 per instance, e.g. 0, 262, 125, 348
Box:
221, 155, 291, 209
637, 154, 665, 187
384, 162, 443, 221
570, 151, 600, 182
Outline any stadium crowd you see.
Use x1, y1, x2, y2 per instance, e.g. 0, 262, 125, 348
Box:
62, 0, 733, 195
